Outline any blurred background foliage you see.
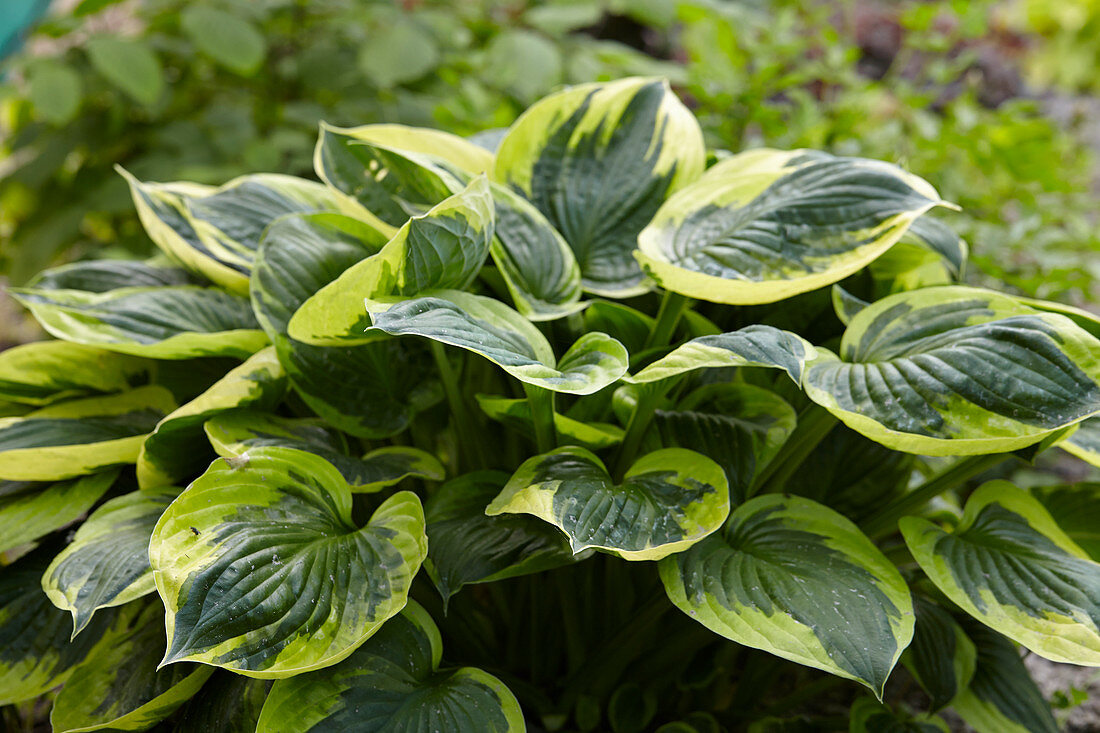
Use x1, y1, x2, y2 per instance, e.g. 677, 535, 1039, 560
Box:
1, 0, 1098, 338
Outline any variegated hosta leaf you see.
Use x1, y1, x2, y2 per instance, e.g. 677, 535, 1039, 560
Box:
0, 341, 149, 406
901, 597, 976, 711
804, 286, 1100, 456
367, 290, 628, 395
1032, 483, 1100, 560
43, 489, 175, 636
120, 168, 342, 293
1062, 415, 1100, 468
250, 213, 389, 339
654, 383, 796, 504
168, 670, 268, 733
50, 603, 212, 733
900, 215, 966, 278
0, 386, 176, 481
625, 324, 815, 385
345, 149, 590, 322
635, 148, 947, 305
149, 447, 427, 677
425, 471, 577, 604
476, 394, 624, 450
490, 183, 584, 320
901, 481, 1100, 665
27, 257, 201, 293
136, 346, 286, 489
336, 447, 444, 493
203, 411, 442, 491
0, 470, 117, 555
786, 426, 914, 524
289, 178, 495, 347
493, 77, 705, 296
0, 542, 123, 705
9, 284, 268, 360
316, 123, 493, 198
951, 622, 1058, 733
487, 446, 728, 561
204, 410, 348, 457
256, 601, 524, 732
314, 125, 466, 229
868, 215, 967, 294
659, 494, 914, 695
1016, 293, 1100, 339
869, 241, 955, 295
832, 284, 870, 327
251, 212, 441, 438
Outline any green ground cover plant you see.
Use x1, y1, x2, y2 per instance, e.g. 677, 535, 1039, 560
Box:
2, 76, 1100, 731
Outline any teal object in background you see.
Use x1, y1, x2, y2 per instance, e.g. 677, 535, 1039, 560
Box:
1, 0, 53, 62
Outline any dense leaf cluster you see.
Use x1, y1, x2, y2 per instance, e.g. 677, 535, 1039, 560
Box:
2, 0, 1097, 309
2, 77, 1100, 731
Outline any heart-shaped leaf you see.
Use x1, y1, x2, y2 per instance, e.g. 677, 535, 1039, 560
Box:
0, 470, 117, 555
635, 148, 947, 304
660, 494, 914, 696
1062, 415, 1100, 468
901, 481, 1100, 665
653, 383, 796, 504
367, 290, 628, 395
0, 386, 176, 481
0, 341, 148, 406
0, 542, 123, 705
625, 324, 816, 385
149, 446, 427, 677
120, 169, 341, 293
951, 622, 1058, 733
902, 597, 976, 711
488, 446, 728, 561
804, 286, 1100, 455
50, 602, 212, 733
425, 471, 577, 603
251, 212, 441, 437
256, 600, 524, 732
477, 394, 624, 450
204, 411, 444, 492
493, 77, 705, 296
43, 488, 175, 636
9, 285, 268, 360
289, 178, 495, 346
1032, 483, 1100, 561
136, 346, 286, 489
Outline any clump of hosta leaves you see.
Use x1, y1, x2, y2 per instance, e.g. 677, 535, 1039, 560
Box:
2, 77, 1100, 732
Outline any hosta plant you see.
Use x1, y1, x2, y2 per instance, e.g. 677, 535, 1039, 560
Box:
2, 77, 1099, 732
